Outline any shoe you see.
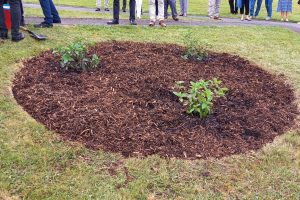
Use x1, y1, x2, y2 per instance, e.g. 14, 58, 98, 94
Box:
0, 32, 8, 40
107, 19, 119, 25
285, 18, 289, 22
265, 16, 271, 21
95, 8, 100, 11
122, 9, 126, 12
159, 20, 167, 27
213, 16, 222, 20
149, 21, 155, 26
179, 13, 184, 16
34, 22, 53, 28
173, 17, 179, 21
104, 8, 110, 11
281, 18, 284, 21
53, 19, 61, 24
245, 16, 251, 21
183, 13, 187, 17
249, 16, 253, 19
12, 32, 25, 42
130, 19, 137, 25
241, 15, 244, 21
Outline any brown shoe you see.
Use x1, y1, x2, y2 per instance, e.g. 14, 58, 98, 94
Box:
149, 21, 155, 26
213, 16, 222, 20
159, 20, 167, 27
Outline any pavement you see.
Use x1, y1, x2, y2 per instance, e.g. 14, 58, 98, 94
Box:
24, 3, 300, 34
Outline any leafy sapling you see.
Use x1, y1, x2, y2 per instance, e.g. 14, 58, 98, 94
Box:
173, 78, 228, 118
53, 40, 100, 72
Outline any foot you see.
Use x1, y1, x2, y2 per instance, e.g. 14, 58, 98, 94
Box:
281, 18, 284, 21
130, 19, 137, 25
149, 21, 155, 26
213, 16, 222, 20
34, 22, 53, 28
12, 32, 25, 42
241, 15, 244, 21
285, 18, 289, 22
53, 19, 61, 24
104, 8, 110, 11
107, 19, 119, 25
183, 13, 187, 17
0, 32, 8, 40
173, 17, 179, 21
159, 20, 167, 27
95, 8, 101, 11
179, 13, 184, 16
245, 15, 251, 21
265, 16, 271, 21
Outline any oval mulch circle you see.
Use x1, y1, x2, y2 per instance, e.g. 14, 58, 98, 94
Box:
13, 41, 298, 159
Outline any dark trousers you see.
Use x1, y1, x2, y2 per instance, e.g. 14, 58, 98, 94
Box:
164, 0, 178, 18
39, 0, 61, 24
240, 0, 249, 15
229, 0, 238, 13
113, 0, 135, 21
0, 0, 21, 37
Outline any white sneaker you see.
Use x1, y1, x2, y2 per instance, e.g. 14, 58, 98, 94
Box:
265, 16, 271, 21
246, 16, 251, 21
285, 18, 289, 22
241, 15, 244, 21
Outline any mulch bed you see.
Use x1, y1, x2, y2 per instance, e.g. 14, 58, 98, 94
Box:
12, 41, 298, 159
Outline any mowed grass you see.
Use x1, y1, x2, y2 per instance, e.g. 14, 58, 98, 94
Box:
23, 0, 300, 22
0, 25, 300, 199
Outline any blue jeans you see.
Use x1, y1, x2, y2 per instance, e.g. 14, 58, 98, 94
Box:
265, 0, 273, 17
39, 0, 61, 24
249, 0, 262, 16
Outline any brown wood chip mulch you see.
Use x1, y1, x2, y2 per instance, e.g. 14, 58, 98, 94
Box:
12, 41, 298, 159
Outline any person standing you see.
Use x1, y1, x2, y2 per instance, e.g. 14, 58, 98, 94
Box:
237, 0, 251, 20
249, 0, 262, 18
107, 0, 136, 25
179, 0, 188, 16
229, 0, 238, 14
0, 0, 24, 41
149, 0, 166, 26
265, 0, 273, 20
208, 0, 222, 19
34, 0, 61, 28
277, 0, 292, 21
95, 0, 109, 11
164, 0, 179, 20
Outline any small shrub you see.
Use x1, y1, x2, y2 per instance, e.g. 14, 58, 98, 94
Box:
53, 41, 100, 72
182, 31, 209, 61
173, 78, 228, 118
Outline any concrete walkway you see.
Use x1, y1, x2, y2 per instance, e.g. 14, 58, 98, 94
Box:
24, 3, 300, 34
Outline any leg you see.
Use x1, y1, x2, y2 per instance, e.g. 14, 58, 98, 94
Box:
245, 0, 249, 15
113, 0, 120, 20
180, 0, 184, 14
164, 0, 168, 18
169, 0, 178, 18
9, 0, 22, 39
96, 0, 101, 8
265, 0, 272, 17
249, 0, 255, 16
254, 0, 262, 16
229, 0, 234, 13
49, 0, 60, 22
39, 0, 53, 24
240, 0, 245, 14
122, 0, 126, 10
0, 0, 8, 35
157, 0, 164, 21
208, 0, 215, 17
104, 0, 109, 9
129, 0, 136, 20
149, 0, 156, 22
215, 0, 221, 17
183, 0, 187, 15
136, 0, 142, 18
20, 0, 25, 26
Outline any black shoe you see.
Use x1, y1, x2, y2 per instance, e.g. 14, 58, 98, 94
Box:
34, 22, 53, 28
130, 19, 137, 25
179, 13, 184, 16
173, 16, 179, 21
53, 19, 61, 23
95, 8, 100, 11
107, 19, 119, 25
104, 8, 110, 11
0, 32, 8, 40
12, 32, 25, 42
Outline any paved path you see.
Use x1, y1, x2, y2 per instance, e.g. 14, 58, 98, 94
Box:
24, 3, 300, 34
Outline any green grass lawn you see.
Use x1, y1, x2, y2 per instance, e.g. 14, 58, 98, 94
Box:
23, 0, 300, 22
0, 25, 300, 199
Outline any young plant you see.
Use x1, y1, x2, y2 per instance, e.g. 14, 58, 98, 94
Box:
173, 78, 228, 118
182, 31, 209, 62
53, 40, 100, 72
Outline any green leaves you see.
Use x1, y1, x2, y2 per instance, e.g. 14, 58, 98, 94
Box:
173, 79, 228, 119
53, 40, 101, 72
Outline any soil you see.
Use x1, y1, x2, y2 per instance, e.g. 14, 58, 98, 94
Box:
12, 41, 298, 159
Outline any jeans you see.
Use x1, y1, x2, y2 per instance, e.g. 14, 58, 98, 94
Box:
0, 0, 21, 37
179, 0, 187, 15
249, 0, 262, 16
208, 0, 221, 17
164, 0, 178, 18
149, 0, 164, 21
96, 0, 109, 9
39, 0, 61, 24
113, 0, 135, 21
265, 0, 273, 17
229, 0, 238, 13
